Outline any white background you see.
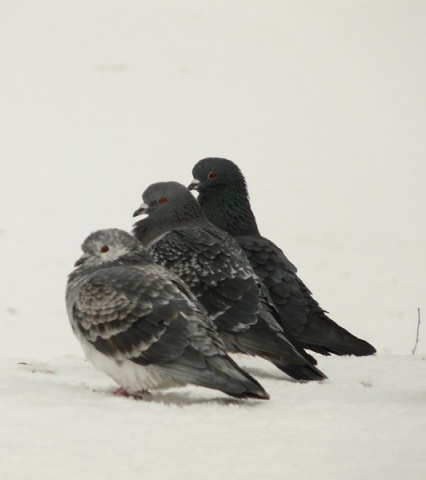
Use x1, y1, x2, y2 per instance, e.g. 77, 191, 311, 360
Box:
1, 2, 425, 479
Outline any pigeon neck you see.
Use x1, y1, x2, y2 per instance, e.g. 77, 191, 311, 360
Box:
68, 252, 152, 282
198, 183, 260, 237
133, 210, 209, 246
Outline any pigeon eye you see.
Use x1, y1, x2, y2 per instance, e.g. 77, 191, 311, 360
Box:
208, 171, 217, 179
100, 245, 109, 253
158, 197, 167, 204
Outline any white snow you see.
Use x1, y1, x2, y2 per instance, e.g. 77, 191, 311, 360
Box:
1, 1, 425, 479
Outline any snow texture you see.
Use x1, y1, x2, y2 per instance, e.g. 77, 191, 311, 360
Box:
1, 1, 425, 479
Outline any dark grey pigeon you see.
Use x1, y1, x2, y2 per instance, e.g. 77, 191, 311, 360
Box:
66, 228, 269, 400
189, 157, 376, 357
132, 182, 327, 381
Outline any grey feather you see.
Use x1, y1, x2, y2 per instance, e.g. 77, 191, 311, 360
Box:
66, 228, 269, 399
132, 183, 327, 381
189, 157, 376, 357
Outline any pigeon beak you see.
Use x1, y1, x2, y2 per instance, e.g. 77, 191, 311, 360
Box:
133, 202, 149, 217
74, 253, 90, 267
188, 178, 200, 191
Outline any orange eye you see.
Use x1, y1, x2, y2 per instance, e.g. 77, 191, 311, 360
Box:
208, 171, 217, 179
100, 245, 109, 253
158, 197, 167, 204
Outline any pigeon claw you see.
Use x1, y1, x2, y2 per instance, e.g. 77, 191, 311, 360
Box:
112, 387, 148, 399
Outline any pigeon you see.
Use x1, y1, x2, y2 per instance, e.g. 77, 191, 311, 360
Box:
189, 157, 376, 357
66, 228, 269, 400
132, 181, 327, 381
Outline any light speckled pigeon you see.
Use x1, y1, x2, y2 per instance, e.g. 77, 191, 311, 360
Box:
132, 182, 327, 381
189, 157, 376, 357
66, 228, 269, 400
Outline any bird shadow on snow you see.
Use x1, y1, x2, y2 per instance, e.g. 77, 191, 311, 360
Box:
12, 360, 264, 407
115, 390, 265, 408
241, 365, 297, 382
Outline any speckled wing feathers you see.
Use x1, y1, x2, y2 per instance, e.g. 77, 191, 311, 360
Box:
70, 266, 193, 364
66, 228, 270, 399
147, 227, 260, 333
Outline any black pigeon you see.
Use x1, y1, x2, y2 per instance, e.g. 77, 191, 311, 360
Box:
66, 228, 269, 400
132, 181, 327, 381
189, 158, 376, 357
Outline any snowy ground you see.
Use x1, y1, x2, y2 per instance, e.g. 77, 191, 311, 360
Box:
1, 354, 426, 480
1, 1, 426, 479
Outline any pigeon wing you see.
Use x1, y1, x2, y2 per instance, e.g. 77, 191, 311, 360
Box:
148, 227, 260, 333
236, 234, 376, 356
234, 234, 315, 334
71, 265, 192, 365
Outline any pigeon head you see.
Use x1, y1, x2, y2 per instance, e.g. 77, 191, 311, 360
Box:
132, 181, 209, 246
188, 157, 247, 193
188, 158, 260, 236
133, 181, 205, 224
74, 228, 150, 268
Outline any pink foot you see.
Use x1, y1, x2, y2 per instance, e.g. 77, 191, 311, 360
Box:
113, 387, 148, 398
113, 387, 131, 397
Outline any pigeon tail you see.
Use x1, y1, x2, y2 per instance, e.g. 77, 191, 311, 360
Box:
157, 352, 270, 400
300, 313, 377, 357
207, 355, 270, 400
270, 358, 327, 381
222, 318, 328, 382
